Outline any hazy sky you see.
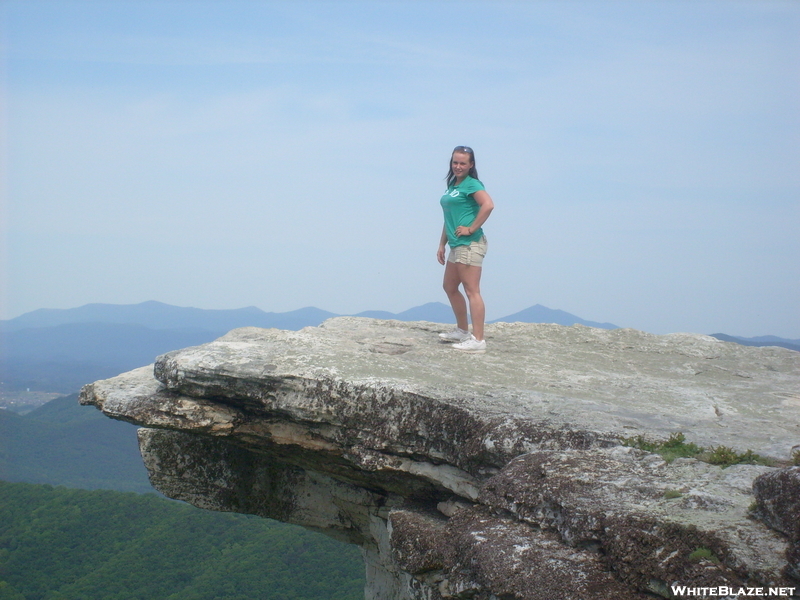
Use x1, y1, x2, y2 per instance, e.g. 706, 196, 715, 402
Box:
2, 1, 798, 337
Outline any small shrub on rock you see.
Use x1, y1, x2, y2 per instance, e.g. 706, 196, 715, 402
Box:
621, 432, 702, 463
703, 446, 771, 468
621, 433, 771, 467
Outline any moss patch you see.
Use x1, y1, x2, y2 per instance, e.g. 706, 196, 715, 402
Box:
688, 546, 720, 564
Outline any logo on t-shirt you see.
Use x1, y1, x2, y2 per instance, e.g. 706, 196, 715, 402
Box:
448, 189, 460, 197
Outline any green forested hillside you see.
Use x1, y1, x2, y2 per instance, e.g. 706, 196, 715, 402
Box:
0, 481, 365, 600
1, 397, 366, 599
0, 394, 153, 493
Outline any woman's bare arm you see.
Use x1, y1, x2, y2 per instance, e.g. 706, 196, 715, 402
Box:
455, 190, 494, 237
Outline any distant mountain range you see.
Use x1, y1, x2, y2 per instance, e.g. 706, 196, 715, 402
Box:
489, 305, 619, 329
1, 300, 796, 396
1, 300, 617, 333
0, 301, 341, 333
707, 333, 800, 353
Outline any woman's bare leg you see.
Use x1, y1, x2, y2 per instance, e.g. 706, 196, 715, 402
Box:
443, 260, 469, 331
456, 263, 485, 341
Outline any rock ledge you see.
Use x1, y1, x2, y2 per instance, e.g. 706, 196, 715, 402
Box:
80, 318, 800, 599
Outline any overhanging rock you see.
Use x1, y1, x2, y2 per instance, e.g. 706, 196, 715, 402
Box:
80, 317, 800, 599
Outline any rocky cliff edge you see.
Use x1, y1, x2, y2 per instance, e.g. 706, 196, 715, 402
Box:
80, 318, 800, 599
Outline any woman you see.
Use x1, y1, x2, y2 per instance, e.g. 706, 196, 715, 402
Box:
437, 146, 494, 352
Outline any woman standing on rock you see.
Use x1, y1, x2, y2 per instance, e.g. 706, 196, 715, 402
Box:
437, 146, 494, 353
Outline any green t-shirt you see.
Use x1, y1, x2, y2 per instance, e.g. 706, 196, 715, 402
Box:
440, 175, 486, 247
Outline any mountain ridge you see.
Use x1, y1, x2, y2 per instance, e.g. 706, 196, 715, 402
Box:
3, 299, 795, 343
0, 300, 339, 333
3, 300, 613, 335
708, 333, 800, 353
489, 303, 618, 329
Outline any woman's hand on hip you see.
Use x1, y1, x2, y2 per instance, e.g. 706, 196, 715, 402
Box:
455, 225, 472, 237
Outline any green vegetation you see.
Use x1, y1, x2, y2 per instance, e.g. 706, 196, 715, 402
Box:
663, 489, 682, 499
792, 449, 800, 466
620, 432, 772, 467
687, 547, 720, 564
621, 432, 703, 463
0, 394, 154, 493
704, 446, 769, 468
0, 392, 365, 599
0, 481, 364, 600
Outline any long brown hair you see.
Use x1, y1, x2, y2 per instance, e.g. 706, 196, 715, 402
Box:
446, 145, 479, 187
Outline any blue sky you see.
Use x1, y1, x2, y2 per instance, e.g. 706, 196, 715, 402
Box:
2, 1, 798, 337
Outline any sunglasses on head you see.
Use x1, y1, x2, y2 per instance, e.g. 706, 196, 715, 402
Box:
453, 146, 473, 154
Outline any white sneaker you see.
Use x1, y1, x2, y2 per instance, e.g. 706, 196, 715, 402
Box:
452, 335, 486, 353
439, 327, 471, 342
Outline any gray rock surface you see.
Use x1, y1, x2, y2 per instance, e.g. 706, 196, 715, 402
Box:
80, 318, 800, 598
753, 466, 800, 581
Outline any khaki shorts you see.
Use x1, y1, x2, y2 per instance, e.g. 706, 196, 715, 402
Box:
447, 236, 488, 267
